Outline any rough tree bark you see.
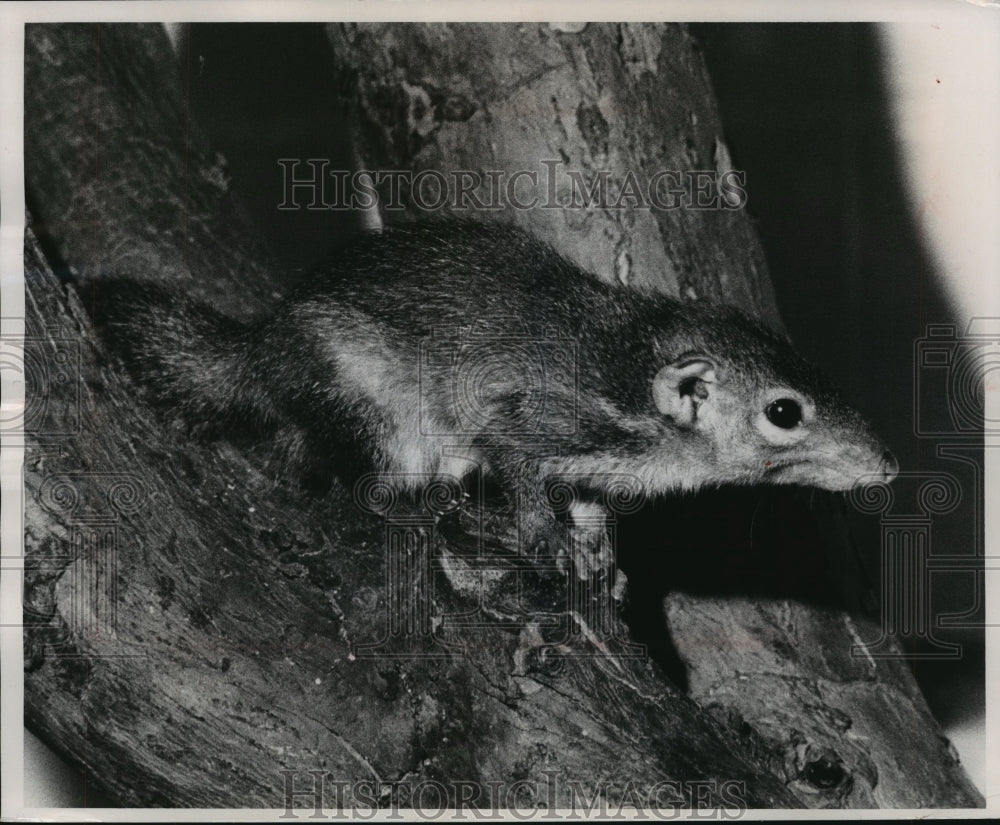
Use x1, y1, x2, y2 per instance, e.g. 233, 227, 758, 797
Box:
21, 22, 981, 810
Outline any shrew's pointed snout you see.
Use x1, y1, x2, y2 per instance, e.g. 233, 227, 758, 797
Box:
879, 450, 899, 483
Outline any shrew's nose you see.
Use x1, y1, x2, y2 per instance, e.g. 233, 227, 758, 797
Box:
880, 450, 899, 482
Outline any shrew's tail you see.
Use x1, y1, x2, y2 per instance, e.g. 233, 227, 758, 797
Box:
80, 279, 274, 431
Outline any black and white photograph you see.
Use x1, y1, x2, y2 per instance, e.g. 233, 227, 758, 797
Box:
2, 1, 997, 819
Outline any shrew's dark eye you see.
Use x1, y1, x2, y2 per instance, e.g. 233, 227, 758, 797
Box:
766, 398, 803, 429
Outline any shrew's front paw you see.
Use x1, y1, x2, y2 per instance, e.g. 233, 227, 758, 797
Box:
519, 512, 568, 561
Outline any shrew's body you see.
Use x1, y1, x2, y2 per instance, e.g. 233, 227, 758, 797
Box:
91, 220, 897, 551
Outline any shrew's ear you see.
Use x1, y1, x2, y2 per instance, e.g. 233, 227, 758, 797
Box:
652, 358, 716, 427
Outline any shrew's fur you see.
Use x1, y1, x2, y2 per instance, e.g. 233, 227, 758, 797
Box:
87, 220, 896, 545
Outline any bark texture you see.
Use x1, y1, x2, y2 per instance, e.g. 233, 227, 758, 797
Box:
21, 21, 981, 810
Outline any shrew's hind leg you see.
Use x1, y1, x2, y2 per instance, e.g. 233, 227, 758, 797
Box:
276, 389, 387, 495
